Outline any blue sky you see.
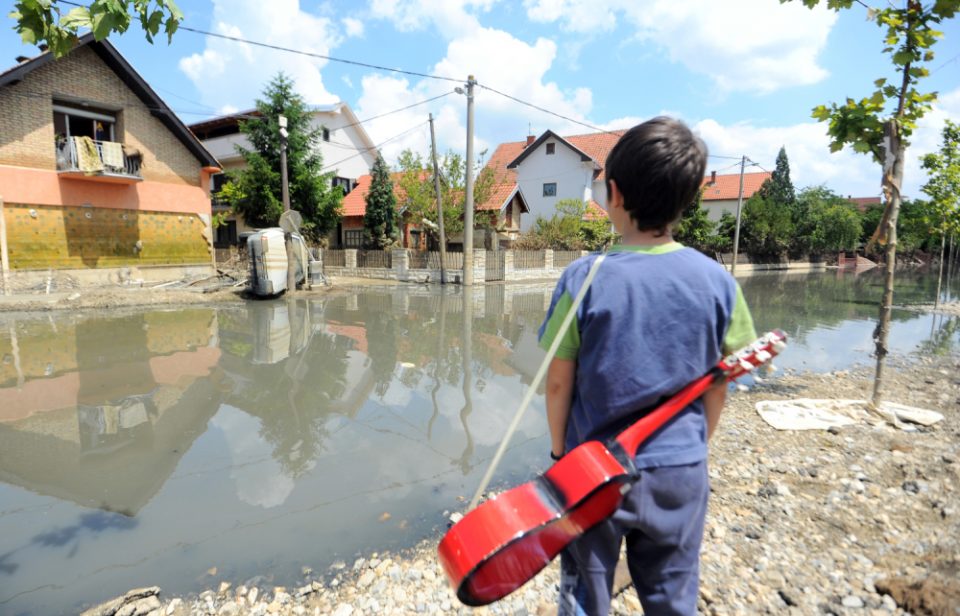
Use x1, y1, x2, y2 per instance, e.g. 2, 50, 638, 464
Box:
2, 0, 959, 197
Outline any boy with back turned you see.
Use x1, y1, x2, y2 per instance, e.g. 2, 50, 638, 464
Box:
538, 117, 756, 615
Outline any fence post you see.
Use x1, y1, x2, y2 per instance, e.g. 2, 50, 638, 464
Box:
504, 250, 514, 281
473, 249, 486, 284
545, 248, 554, 272
345, 249, 358, 273
392, 248, 409, 281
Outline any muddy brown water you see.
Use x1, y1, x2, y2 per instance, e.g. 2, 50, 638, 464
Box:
0, 270, 957, 615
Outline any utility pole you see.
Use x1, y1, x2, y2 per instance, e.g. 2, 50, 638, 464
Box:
731, 155, 747, 276
462, 75, 476, 286
279, 114, 296, 294
429, 113, 447, 284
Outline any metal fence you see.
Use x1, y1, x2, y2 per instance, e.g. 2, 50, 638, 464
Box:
514, 250, 546, 269
323, 249, 346, 267
485, 251, 505, 281
358, 249, 392, 269
553, 251, 581, 268
408, 251, 463, 269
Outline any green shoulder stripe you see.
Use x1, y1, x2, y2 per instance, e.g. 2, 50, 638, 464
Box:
723, 284, 757, 354
538, 291, 580, 361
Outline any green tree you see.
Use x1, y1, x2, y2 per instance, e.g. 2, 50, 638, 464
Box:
674, 190, 715, 252
795, 186, 863, 257
394, 148, 495, 245
759, 147, 797, 211
515, 199, 615, 251
10, 0, 181, 57
709, 211, 737, 254
782, 0, 959, 406
221, 74, 341, 242
740, 193, 794, 261
920, 119, 960, 304
363, 154, 398, 249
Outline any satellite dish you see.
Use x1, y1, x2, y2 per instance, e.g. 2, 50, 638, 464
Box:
279, 210, 303, 233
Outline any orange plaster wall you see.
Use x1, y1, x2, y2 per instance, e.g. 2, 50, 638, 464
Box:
0, 164, 213, 215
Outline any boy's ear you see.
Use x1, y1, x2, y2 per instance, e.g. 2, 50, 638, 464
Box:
607, 179, 623, 210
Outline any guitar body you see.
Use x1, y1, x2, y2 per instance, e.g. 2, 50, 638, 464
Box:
438, 330, 787, 607
438, 441, 632, 606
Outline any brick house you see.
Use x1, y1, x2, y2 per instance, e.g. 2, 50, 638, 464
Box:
483, 129, 770, 229
0, 34, 220, 287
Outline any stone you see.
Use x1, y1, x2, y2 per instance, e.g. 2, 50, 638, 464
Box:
841, 595, 864, 608
331, 604, 354, 616
218, 601, 239, 616
247, 588, 259, 604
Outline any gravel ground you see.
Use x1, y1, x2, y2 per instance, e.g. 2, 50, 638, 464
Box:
80, 349, 960, 616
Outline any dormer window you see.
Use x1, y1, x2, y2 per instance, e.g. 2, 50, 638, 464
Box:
546, 143, 555, 155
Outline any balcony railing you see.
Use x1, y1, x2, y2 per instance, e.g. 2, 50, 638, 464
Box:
56, 137, 142, 180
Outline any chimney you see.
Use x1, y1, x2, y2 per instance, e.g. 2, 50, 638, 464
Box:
526, 135, 536, 147
710, 170, 716, 185
38, 44, 48, 52
15, 55, 30, 64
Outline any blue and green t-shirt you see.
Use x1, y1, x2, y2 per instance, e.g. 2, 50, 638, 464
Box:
538, 242, 756, 468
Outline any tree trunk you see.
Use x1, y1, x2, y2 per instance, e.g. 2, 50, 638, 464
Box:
935, 229, 945, 310
871, 120, 906, 408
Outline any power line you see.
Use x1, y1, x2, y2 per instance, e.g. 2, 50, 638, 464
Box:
476, 83, 620, 136
321, 121, 427, 172
176, 25, 462, 85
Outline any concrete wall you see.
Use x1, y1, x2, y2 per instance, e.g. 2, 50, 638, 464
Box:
2, 203, 211, 270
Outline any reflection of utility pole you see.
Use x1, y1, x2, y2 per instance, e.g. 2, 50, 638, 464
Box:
279, 114, 296, 295
427, 290, 447, 440
731, 155, 747, 276
429, 113, 447, 284
458, 289, 475, 474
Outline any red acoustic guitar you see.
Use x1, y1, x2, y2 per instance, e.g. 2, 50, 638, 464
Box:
438, 330, 787, 606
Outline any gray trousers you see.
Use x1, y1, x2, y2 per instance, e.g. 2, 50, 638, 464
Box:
558, 461, 709, 615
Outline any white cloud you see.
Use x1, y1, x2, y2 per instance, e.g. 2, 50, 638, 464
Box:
369, 0, 499, 36
178, 0, 342, 113
691, 88, 960, 200
524, 0, 837, 94
342, 17, 365, 38
354, 25, 599, 166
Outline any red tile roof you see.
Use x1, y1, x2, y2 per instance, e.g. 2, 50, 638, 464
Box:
476, 129, 628, 212
584, 200, 608, 221
700, 171, 770, 201
847, 196, 881, 211
340, 171, 423, 218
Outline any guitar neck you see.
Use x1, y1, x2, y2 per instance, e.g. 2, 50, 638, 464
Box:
612, 330, 785, 458
613, 370, 722, 457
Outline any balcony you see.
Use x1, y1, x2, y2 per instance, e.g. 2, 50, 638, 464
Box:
55, 137, 143, 183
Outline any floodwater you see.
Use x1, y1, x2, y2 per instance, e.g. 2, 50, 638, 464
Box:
0, 269, 957, 615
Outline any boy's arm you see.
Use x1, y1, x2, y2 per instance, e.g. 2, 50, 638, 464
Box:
546, 357, 576, 458
703, 380, 727, 441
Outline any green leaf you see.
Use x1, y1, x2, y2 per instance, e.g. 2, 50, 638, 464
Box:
874, 78, 887, 88
893, 50, 914, 65
59, 6, 91, 29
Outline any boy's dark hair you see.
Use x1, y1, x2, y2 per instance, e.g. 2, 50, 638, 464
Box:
605, 117, 707, 233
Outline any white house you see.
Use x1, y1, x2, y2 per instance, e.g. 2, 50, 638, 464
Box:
189, 102, 377, 246
482, 129, 771, 231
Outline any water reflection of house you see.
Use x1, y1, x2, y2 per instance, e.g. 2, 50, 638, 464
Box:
0, 311, 222, 514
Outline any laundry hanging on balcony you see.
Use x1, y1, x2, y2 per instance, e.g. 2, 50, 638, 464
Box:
100, 140, 124, 170
73, 136, 104, 174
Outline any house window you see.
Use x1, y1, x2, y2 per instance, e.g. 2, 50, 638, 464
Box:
53, 103, 117, 142
322, 127, 331, 142
332, 176, 354, 195
344, 229, 363, 248
214, 220, 238, 248
543, 182, 557, 197
546, 143, 555, 155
